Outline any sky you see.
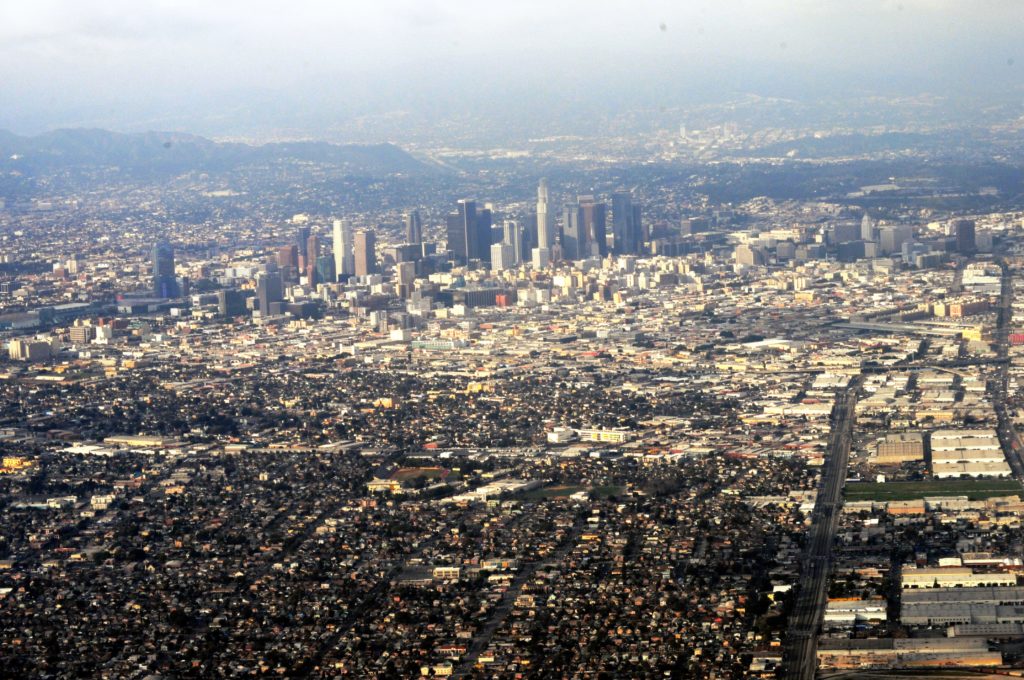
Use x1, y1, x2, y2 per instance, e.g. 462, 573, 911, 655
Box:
1, 0, 1022, 139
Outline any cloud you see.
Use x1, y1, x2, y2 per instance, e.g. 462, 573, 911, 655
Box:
0, 0, 1021, 135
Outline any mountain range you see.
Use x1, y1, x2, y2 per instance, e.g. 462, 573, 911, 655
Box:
0, 128, 430, 177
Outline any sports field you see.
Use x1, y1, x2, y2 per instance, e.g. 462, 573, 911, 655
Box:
844, 478, 1022, 502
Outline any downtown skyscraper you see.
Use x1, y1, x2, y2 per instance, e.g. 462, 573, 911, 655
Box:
536, 179, 554, 251
256, 268, 284, 316
332, 219, 355, 280
446, 199, 492, 264
612, 190, 643, 255
405, 210, 423, 245
562, 195, 607, 260
151, 240, 179, 298
354, 230, 377, 277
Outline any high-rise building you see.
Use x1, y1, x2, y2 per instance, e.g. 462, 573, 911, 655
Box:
503, 220, 525, 265
953, 219, 976, 254
277, 245, 298, 270
315, 256, 335, 286
152, 241, 179, 298
217, 289, 247, 317
562, 204, 581, 260
69, 325, 96, 345
305, 234, 321, 282
837, 240, 867, 262
734, 244, 768, 266
612, 190, 643, 255
523, 213, 539, 256
879, 225, 913, 255
532, 247, 550, 269
256, 271, 284, 316
295, 225, 311, 265
562, 196, 607, 260
396, 261, 417, 287
333, 219, 355, 280
7, 338, 52, 361
478, 206, 494, 263
537, 179, 554, 250
832, 222, 861, 244
405, 210, 423, 245
491, 242, 514, 272
446, 203, 470, 263
354, 230, 378, 277
860, 212, 876, 242
446, 200, 492, 264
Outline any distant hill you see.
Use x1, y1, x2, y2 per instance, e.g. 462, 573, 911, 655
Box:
0, 128, 430, 177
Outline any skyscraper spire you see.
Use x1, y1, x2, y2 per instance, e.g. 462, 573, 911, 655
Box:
537, 178, 553, 250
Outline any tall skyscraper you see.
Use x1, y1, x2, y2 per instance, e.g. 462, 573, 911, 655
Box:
953, 219, 976, 254
305, 234, 321, 282
256, 271, 284, 316
503, 220, 525, 265
860, 212, 875, 242
333, 219, 355, 280
562, 203, 581, 261
314, 255, 335, 285
354, 230, 377, 277
277, 245, 298, 273
446, 202, 470, 264
445, 199, 492, 264
584, 197, 608, 258
296, 225, 311, 265
537, 179, 554, 250
477, 206, 494, 263
612, 190, 643, 255
151, 240, 179, 298
523, 213, 539, 256
405, 210, 423, 245
562, 196, 608, 260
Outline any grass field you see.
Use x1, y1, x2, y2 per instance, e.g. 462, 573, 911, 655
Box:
521, 484, 584, 500
591, 485, 626, 499
844, 478, 1023, 502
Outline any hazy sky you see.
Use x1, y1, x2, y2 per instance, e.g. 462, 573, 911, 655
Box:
2, 0, 1022, 138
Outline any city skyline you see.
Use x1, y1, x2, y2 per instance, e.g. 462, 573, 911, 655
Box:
6, 3, 1024, 678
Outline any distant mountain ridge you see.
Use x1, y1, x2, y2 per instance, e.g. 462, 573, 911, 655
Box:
0, 128, 430, 176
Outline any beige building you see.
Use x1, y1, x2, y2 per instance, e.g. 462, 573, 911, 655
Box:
902, 567, 1017, 589
872, 432, 924, 464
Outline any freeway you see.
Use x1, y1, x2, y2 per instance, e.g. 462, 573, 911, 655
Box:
783, 383, 860, 680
